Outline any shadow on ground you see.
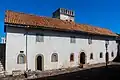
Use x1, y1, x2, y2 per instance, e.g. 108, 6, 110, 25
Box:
30, 64, 120, 80
113, 55, 120, 62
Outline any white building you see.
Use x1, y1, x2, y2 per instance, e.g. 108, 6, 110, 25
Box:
0, 37, 6, 44
4, 8, 118, 74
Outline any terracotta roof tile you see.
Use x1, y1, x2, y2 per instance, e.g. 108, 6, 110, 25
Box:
4, 10, 117, 36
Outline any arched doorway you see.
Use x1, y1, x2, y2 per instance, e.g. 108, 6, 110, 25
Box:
80, 52, 86, 64
36, 55, 44, 71
106, 52, 109, 63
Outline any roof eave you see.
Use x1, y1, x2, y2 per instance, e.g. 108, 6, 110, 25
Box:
4, 23, 118, 37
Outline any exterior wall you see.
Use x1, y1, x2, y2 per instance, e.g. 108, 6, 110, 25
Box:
5, 27, 118, 74
1, 37, 6, 44
60, 14, 74, 21
6, 31, 26, 74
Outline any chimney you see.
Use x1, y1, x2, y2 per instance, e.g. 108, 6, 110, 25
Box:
52, 8, 75, 22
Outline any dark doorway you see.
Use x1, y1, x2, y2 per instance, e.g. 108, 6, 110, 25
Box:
80, 52, 86, 64
37, 55, 43, 70
106, 52, 109, 63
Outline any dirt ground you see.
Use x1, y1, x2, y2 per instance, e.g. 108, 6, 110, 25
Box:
32, 64, 120, 80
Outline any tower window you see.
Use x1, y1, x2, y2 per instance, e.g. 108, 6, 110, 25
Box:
72, 11, 73, 15
65, 10, 67, 14
60, 8, 63, 13
68, 10, 70, 14
67, 10, 68, 14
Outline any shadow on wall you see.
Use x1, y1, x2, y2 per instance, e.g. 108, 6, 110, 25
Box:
113, 43, 120, 62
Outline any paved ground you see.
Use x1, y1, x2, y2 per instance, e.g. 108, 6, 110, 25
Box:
32, 63, 120, 80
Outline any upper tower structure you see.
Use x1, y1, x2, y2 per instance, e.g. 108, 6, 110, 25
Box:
52, 8, 75, 22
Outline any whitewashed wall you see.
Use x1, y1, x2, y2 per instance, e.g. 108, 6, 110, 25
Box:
60, 14, 74, 21
5, 27, 118, 74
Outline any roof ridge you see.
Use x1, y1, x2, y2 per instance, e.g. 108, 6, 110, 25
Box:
6, 10, 67, 21
6, 10, 47, 18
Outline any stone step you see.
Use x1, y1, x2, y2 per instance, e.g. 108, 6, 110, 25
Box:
0, 61, 4, 73
0, 71, 6, 77
0, 64, 3, 67
0, 66, 3, 69
0, 68, 3, 71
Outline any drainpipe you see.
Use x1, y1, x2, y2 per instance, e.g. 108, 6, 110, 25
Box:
25, 27, 28, 71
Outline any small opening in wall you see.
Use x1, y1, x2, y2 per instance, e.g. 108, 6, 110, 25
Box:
20, 51, 24, 53
70, 20, 72, 22
100, 52, 103, 58
111, 52, 114, 57
70, 11, 72, 15
90, 53, 93, 59
70, 53, 74, 62
72, 11, 73, 16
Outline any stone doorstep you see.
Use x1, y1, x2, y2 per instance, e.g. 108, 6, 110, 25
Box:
12, 70, 25, 77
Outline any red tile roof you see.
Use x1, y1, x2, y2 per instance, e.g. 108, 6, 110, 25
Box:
4, 10, 118, 37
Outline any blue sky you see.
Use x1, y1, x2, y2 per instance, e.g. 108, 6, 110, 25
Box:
0, 0, 120, 37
